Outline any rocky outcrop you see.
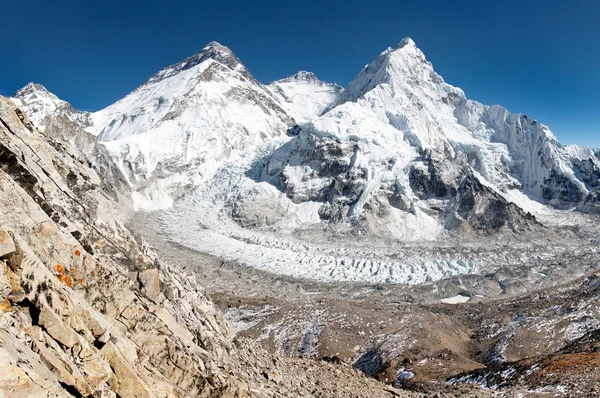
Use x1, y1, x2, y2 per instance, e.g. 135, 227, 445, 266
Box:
0, 96, 237, 396
446, 174, 537, 232
257, 127, 538, 235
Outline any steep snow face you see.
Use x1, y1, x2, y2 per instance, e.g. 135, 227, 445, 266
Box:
11, 83, 92, 131
268, 71, 343, 123
90, 42, 295, 210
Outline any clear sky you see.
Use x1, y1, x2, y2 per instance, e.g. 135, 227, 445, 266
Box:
1, 0, 599, 147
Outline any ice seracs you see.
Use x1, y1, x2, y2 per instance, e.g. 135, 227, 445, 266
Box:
251, 37, 600, 237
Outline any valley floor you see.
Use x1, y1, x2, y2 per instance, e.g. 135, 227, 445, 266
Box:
130, 209, 600, 396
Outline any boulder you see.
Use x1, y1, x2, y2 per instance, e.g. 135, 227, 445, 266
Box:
38, 306, 80, 348
101, 342, 151, 398
138, 268, 162, 303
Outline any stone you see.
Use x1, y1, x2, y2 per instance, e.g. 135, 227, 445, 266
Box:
0, 298, 10, 312
138, 268, 162, 303
97, 330, 111, 344
101, 342, 151, 398
0, 329, 71, 398
67, 308, 106, 338
0, 229, 15, 259
0, 262, 24, 303
25, 325, 44, 341
263, 369, 283, 384
32, 339, 93, 396
0, 266, 12, 302
38, 306, 80, 348
79, 353, 114, 391
5, 245, 23, 271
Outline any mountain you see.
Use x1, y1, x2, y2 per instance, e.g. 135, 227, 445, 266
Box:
12, 38, 600, 285
12, 83, 93, 131
7, 38, 600, 396
0, 94, 415, 397
0, 95, 237, 397
87, 41, 296, 210
246, 38, 600, 237
267, 71, 343, 124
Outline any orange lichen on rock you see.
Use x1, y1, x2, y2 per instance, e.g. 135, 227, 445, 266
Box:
0, 298, 11, 312
78, 278, 84, 286
54, 263, 74, 288
60, 275, 73, 288
96, 240, 103, 247
74, 249, 81, 257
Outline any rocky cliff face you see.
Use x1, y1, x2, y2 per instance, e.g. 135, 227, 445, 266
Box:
0, 95, 240, 396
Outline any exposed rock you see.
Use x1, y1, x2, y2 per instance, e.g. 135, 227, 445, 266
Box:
0, 229, 15, 259
138, 267, 162, 303
101, 342, 151, 398
38, 306, 81, 348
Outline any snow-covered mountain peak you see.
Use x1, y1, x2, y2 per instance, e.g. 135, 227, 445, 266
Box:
14, 82, 54, 98
145, 41, 247, 85
88, 41, 294, 209
12, 82, 63, 119
329, 37, 445, 112
12, 82, 92, 130
397, 37, 417, 48
278, 70, 319, 83
268, 71, 343, 123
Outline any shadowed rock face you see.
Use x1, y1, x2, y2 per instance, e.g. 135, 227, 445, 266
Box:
450, 174, 537, 232
43, 114, 131, 203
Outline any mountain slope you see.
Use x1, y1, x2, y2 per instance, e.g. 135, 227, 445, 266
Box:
0, 96, 422, 397
267, 71, 343, 124
12, 38, 600, 285
90, 41, 295, 210
247, 38, 600, 237
12, 83, 93, 131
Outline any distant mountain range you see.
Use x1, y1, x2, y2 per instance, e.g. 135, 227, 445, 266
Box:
11, 38, 600, 282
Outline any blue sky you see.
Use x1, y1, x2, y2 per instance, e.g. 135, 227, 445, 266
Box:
1, 0, 599, 147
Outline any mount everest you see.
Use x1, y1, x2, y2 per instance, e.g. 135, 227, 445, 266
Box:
11, 38, 600, 284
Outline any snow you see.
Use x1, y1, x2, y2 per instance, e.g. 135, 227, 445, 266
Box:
158, 184, 478, 284
267, 71, 342, 123
11, 37, 600, 285
440, 294, 471, 304
224, 305, 277, 333
396, 370, 415, 381
11, 83, 91, 131
86, 42, 293, 211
